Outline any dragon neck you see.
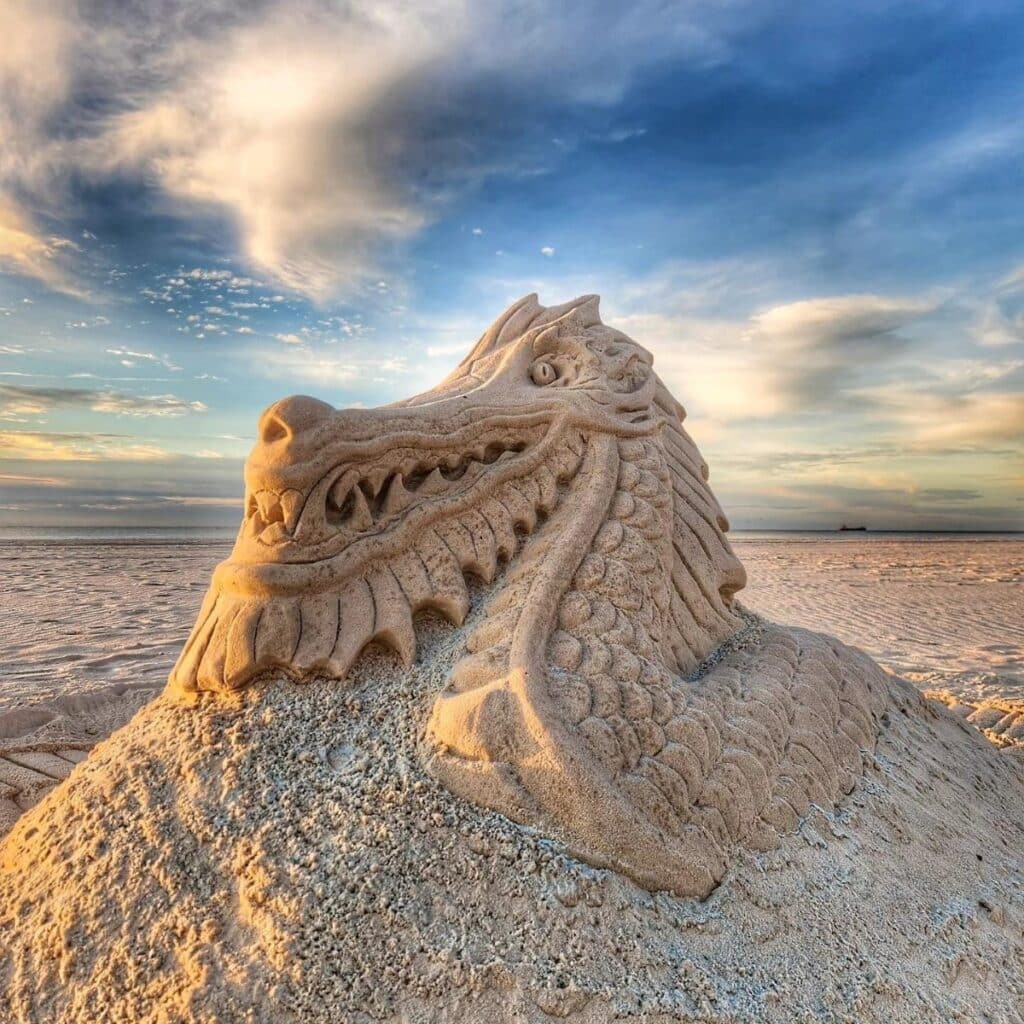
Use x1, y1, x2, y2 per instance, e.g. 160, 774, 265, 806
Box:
447, 422, 745, 743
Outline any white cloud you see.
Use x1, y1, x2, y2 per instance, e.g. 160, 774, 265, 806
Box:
106, 347, 182, 372
77, 8, 449, 301
274, 332, 303, 345
856, 386, 1024, 448
751, 294, 934, 347
91, 393, 207, 417
0, 1, 751, 301
0, 431, 172, 462
540, 246, 555, 257
252, 345, 411, 389
158, 495, 242, 507
0, 196, 87, 298
612, 295, 932, 425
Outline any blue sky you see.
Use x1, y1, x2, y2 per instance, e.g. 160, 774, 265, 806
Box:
1, 0, 1022, 530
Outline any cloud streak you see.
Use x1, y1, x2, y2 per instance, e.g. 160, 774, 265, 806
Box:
0, 384, 207, 420
0, 196, 86, 298
0, 430, 171, 462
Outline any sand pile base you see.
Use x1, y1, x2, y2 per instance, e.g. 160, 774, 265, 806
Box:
2, 613, 1023, 1024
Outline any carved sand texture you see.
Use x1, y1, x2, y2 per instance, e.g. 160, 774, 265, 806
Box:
925, 690, 1024, 755
0, 684, 155, 836
159, 294, 886, 896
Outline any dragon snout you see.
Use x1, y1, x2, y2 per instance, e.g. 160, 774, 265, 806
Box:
240, 389, 549, 557
258, 395, 335, 444
244, 395, 345, 548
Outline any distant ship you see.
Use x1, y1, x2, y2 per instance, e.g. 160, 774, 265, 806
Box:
838, 524, 867, 531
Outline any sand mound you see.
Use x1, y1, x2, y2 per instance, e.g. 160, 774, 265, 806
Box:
1, 615, 1023, 1023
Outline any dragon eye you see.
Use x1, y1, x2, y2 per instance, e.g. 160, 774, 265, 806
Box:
530, 361, 558, 386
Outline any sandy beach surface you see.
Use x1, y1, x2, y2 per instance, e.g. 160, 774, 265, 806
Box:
2, 532, 1020, 714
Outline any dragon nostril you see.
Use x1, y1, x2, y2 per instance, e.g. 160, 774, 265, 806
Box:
261, 414, 289, 444
258, 395, 334, 444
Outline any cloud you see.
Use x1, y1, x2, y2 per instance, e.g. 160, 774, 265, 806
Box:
0, 470, 74, 487
1, 1, 755, 300
917, 488, 982, 502
973, 267, 1024, 347
540, 246, 555, 257
862, 387, 1024, 447
0, 195, 87, 298
91, 392, 208, 417
158, 495, 241, 507
0, 436, 247, 525
751, 295, 934, 347
614, 292, 940, 425
0, 431, 171, 462
251, 345, 411, 391
105, 347, 182, 372
181, 269, 260, 288
274, 333, 303, 345
73, 6, 456, 300
0, 383, 207, 420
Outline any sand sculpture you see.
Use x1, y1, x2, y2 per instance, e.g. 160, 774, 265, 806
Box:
166, 294, 886, 896
4, 296, 1024, 1023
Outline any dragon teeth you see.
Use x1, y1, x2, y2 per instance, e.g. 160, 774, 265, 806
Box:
279, 490, 304, 531
417, 467, 447, 496
256, 491, 282, 523
382, 474, 411, 516
349, 487, 374, 530
328, 477, 349, 509
365, 467, 390, 497
172, 442, 585, 695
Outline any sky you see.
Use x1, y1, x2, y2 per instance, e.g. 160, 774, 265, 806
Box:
0, 0, 1022, 531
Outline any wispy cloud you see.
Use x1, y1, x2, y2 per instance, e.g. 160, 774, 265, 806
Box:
751, 295, 934, 347
0, 1, 754, 301
859, 387, 1024, 447
0, 384, 207, 420
0, 430, 171, 462
250, 345, 411, 391
0, 195, 87, 298
106, 347, 182, 372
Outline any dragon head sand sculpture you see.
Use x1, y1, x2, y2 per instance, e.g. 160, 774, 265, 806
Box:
169, 295, 885, 896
